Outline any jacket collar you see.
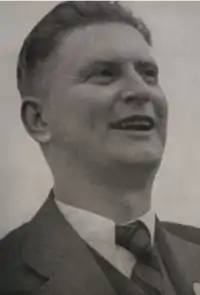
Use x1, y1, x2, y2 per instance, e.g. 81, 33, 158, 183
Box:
22, 195, 144, 295
21, 193, 200, 295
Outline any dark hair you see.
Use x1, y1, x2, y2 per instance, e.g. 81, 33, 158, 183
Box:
17, 1, 152, 98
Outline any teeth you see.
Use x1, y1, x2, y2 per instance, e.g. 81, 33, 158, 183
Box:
120, 120, 150, 128
110, 116, 155, 131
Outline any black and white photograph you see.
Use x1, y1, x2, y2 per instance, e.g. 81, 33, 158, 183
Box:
0, 1, 200, 294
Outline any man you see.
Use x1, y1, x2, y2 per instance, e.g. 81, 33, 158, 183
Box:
0, 1, 200, 295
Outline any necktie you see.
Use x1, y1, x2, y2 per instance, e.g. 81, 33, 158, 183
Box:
116, 220, 163, 295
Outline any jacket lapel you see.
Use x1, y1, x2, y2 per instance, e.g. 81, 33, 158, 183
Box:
21, 196, 117, 295
23, 194, 200, 295
156, 219, 200, 295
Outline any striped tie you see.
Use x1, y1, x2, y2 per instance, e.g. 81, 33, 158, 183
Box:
116, 220, 163, 295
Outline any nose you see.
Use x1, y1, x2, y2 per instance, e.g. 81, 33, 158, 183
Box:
121, 89, 150, 106
119, 67, 152, 106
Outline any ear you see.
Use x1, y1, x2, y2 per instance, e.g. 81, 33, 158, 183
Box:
21, 97, 51, 143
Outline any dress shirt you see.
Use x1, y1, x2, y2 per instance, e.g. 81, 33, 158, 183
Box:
56, 200, 155, 278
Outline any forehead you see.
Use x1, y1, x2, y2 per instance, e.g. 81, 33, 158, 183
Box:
55, 23, 155, 72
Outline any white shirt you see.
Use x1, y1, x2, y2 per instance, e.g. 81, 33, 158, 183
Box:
55, 200, 155, 278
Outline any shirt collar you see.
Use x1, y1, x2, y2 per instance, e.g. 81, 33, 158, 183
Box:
56, 200, 115, 262
55, 200, 155, 262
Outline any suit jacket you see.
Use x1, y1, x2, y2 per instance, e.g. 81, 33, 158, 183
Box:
0, 195, 200, 295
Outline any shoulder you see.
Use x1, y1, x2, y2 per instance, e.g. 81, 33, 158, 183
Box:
0, 222, 46, 293
162, 221, 200, 245
0, 222, 28, 259
0, 223, 29, 291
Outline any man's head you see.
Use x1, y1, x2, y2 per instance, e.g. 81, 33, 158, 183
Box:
17, 1, 152, 98
18, 1, 168, 181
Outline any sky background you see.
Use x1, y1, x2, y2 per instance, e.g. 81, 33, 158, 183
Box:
0, 1, 200, 238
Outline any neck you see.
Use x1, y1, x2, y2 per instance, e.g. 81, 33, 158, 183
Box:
49, 151, 157, 224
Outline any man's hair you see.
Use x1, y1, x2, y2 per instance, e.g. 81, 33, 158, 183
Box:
17, 1, 152, 99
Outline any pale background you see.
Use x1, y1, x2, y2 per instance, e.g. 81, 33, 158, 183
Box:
0, 1, 200, 239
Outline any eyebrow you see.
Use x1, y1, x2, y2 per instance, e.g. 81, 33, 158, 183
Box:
77, 60, 118, 76
77, 57, 159, 77
136, 60, 159, 72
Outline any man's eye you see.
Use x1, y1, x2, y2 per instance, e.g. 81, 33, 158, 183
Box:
86, 67, 116, 85
136, 63, 158, 85
98, 68, 113, 77
142, 68, 158, 84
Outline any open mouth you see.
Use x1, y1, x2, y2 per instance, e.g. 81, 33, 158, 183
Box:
109, 115, 155, 131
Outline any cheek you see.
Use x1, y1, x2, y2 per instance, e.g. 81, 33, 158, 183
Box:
48, 84, 115, 142
65, 84, 115, 128
150, 86, 168, 120
157, 98, 168, 144
151, 88, 168, 143
153, 87, 168, 118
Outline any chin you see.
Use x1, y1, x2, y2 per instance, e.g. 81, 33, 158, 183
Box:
108, 144, 164, 168
119, 154, 162, 168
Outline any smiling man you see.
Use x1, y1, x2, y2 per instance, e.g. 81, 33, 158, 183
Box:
0, 2, 200, 295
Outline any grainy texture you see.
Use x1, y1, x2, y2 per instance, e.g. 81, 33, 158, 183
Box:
0, 2, 200, 238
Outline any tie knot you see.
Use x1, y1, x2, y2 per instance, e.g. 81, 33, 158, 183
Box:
116, 220, 152, 262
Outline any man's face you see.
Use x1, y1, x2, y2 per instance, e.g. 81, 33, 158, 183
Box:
46, 23, 168, 169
